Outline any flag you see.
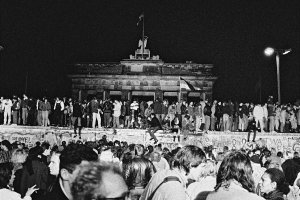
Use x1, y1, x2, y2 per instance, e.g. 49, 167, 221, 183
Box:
137, 13, 144, 26
180, 77, 201, 91
138, 36, 148, 48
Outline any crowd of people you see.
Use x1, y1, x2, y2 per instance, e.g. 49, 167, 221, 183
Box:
1, 95, 300, 138
1, 136, 300, 200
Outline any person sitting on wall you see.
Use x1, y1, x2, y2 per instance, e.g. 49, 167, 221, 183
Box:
247, 117, 257, 142
161, 115, 171, 132
171, 115, 181, 133
146, 113, 162, 144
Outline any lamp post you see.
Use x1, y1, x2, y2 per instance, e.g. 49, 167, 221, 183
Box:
264, 47, 291, 104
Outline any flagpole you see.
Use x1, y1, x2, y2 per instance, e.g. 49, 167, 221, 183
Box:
179, 76, 181, 102
142, 13, 144, 59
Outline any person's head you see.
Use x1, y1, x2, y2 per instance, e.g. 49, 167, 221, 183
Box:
215, 151, 255, 193
147, 145, 154, 154
0, 163, 13, 189
150, 113, 155, 119
152, 151, 162, 162
189, 159, 217, 181
135, 144, 144, 156
41, 142, 51, 156
49, 152, 61, 176
71, 162, 128, 200
172, 145, 206, 175
11, 149, 28, 164
286, 151, 293, 159
62, 141, 67, 147
223, 146, 229, 153
0, 140, 12, 151
260, 168, 290, 195
59, 143, 99, 191
294, 152, 299, 158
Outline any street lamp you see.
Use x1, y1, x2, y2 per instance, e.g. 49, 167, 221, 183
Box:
264, 47, 292, 104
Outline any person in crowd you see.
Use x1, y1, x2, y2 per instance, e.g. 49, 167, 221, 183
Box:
171, 115, 181, 133
135, 115, 147, 129
122, 144, 156, 200
250, 149, 266, 189
0, 162, 39, 200
162, 99, 169, 124
144, 145, 154, 160
263, 103, 269, 132
61, 97, 69, 127
90, 97, 101, 129
187, 159, 217, 200
71, 100, 81, 138
222, 101, 231, 132
2, 97, 12, 125
140, 145, 206, 200
279, 105, 287, 133
123, 100, 131, 128
20, 94, 29, 125
150, 150, 170, 172
0, 140, 12, 163
253, 103, 265, 133
281, 151, 300, 186
168, 102, 176, 126
46, 148, 61, 195
161, 115, 171, 131
10, 146, 28, 192
203, 101, 211, 132
48, 150, 60, 177
66, 100, 73, 127
268, 101, 276, 133
260, 168, 290, 200
40, 98, 51, 127
71, 161, 129, 200
130, 99, 139, 120
103, 100, 112, 128
210, 100, 217, 131
182, 114, 192, 139
187, 102, 195, 121
153, 98, 163, 123
144, 103, 153, 119
43, 143, 98, 200
36, 98, 43, 126
113, 99, 122, 128
0, 97, 4, 124
181, 100, 188, 122
146, 113, 161, 144
17, 146, 48, 200
53, 97, 64, 127
11, 97, 20, 125
247, 117, 258, 142
197, 151, 264, 200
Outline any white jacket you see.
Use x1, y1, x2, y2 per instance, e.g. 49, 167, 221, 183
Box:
113, 102, 122, 117
0, 188, 31, 200
2, 99, 12, 112
253, 105, 264, 120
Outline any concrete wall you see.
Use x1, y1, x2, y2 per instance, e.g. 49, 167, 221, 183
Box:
1, 126, 300, 153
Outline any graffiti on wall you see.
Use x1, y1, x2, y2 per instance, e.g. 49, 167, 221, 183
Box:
1, 126, 300, 153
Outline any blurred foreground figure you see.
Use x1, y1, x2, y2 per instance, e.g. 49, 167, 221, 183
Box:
43, 143, 98, 200
72, 161, 129, 200
140, 145, 206, 200
196, 151, 264, 200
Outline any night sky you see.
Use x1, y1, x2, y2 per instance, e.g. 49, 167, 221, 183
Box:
0, 0, 299, 103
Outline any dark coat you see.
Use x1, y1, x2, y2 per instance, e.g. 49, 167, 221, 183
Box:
43, 179, 69, 200
263, 190, 284, 200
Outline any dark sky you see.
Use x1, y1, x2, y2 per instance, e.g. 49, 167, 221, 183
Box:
0, 0, 299, 103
